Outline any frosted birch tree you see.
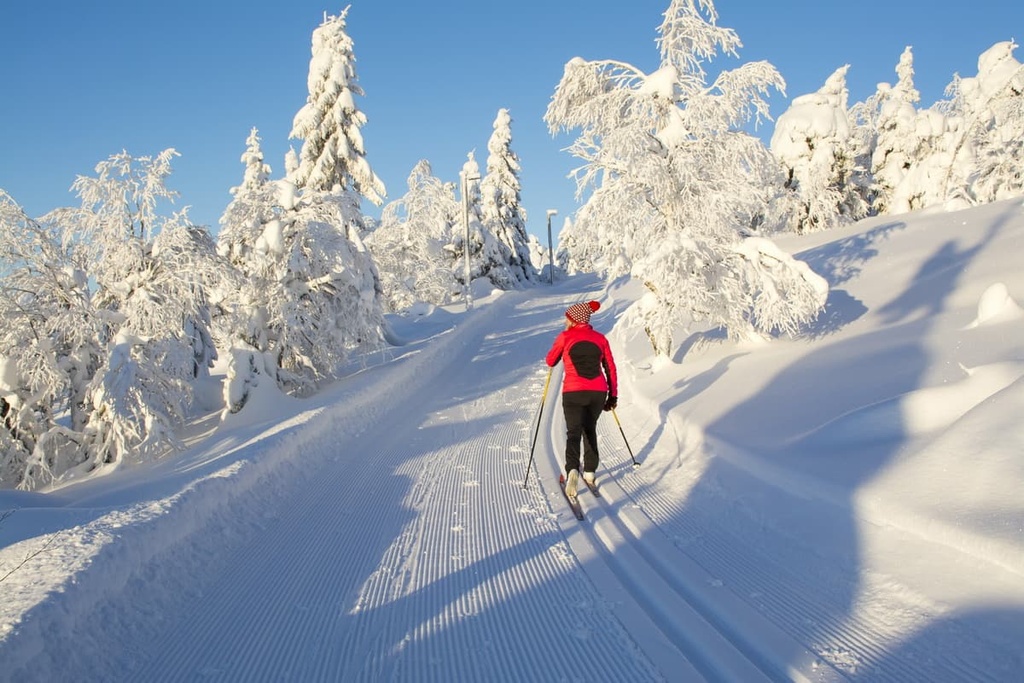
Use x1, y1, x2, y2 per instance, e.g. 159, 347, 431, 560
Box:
545, 0, 827, 354
480, 108, 536, 287
71, 151, 225, 478
0, 192, 99, 488
1, 150, 225, 489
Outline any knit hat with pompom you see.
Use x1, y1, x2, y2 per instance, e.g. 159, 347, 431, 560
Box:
565, 300, 601, 325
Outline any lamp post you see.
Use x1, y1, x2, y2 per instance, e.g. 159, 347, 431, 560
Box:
546, 209, 558, 285
461, 170, 480, 310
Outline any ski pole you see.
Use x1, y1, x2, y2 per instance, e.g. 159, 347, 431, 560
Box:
611, 408, 640, 468
522, 367, 553, 488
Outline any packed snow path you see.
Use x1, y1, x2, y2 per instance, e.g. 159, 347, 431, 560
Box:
2, 277, 1020, 681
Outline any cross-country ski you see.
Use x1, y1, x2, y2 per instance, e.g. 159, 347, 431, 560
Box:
559, 474, 586, 521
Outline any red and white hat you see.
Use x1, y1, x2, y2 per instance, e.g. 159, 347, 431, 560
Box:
565, 300, 600, 325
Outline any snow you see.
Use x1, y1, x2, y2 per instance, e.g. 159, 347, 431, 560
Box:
2, 200, 1024, 680
640, 64, 680, 100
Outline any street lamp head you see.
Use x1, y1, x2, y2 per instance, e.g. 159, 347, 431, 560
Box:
546, 209, 558, 218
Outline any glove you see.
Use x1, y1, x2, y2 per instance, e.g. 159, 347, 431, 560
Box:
603, 395, 617, 412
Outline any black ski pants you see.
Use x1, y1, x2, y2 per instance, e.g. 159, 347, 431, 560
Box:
562, 390, 606, 475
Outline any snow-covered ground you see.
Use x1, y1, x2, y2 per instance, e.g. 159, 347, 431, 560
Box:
1, 199, 1023, 681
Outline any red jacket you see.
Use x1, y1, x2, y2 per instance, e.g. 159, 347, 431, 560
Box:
546, 324, 618, 396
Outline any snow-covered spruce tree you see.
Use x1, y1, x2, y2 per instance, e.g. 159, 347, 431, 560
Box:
526, 234, 548, 277
367, 160, 462, 312
882, 105, 955, 215
219, 159, 387, 402
216, 129, 283, 411
527, 230, 565, 282
771, 65, 870, 233
290, 6, 385, 204
284, 146, 300, 181
945, 40, 1024, 205
239, 126, 272, 192
554, 214, 595, 276
545, 0, 827, 354
855, 47, 923, 215
882, 42, 1023, 214
217, 7, 389, 404
451, 152, 507, 293
479, 108, 536, 287
280, 187, 386, 381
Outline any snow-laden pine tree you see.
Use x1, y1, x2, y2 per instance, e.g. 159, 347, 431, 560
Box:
219, 156, 386, 402
1, 151, 224, 489
216, 128, 283, 411
452, 152, 507, 294
945, 40, 1024, 204
545, 0, 827, 354
218, 8, 388, 405
479, 108, 536, 287
771, 65, 870, 233
861, 47, 923, 214
554, 215, 590, 276
290, 6, 385, 204
367, 160, 462, 312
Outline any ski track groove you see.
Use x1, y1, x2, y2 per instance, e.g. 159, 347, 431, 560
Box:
609, 469, 878, 670
599, 417, 1009, 682
130, 436, 416, 681
542, 396, 783, 680
584, 492, 816, 681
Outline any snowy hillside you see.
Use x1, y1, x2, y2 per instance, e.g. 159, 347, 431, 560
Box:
1, 199, 1023, 680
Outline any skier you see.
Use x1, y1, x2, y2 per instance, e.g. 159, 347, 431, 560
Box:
545, 300, 618, 497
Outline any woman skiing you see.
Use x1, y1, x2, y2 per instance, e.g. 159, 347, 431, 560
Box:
545, 300, 618, 497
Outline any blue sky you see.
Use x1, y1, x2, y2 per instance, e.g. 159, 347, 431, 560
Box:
1, 1, 1021, 241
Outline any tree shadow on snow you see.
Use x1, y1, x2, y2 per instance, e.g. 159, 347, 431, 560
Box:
688, 210, 1015, 677
798, 220, 907, 288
